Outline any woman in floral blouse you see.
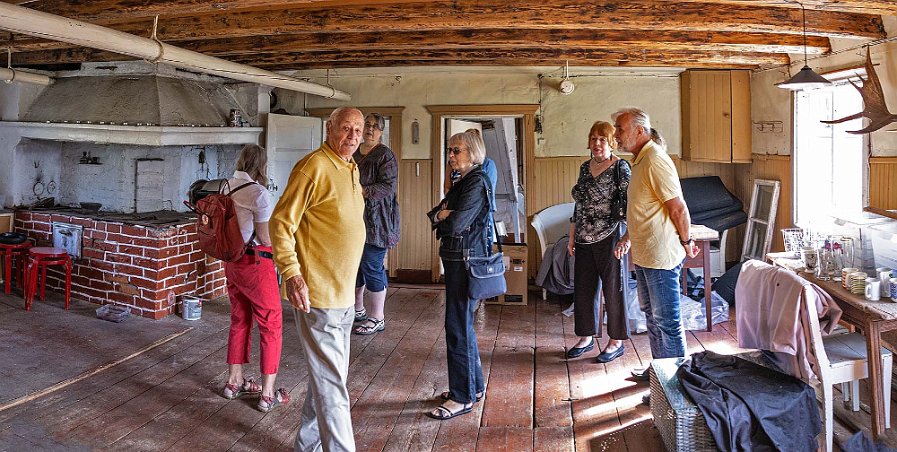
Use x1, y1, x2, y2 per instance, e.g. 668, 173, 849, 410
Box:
565, 120, 632, 363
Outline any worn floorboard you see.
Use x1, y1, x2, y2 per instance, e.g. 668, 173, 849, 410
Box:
1, 288, 894, 451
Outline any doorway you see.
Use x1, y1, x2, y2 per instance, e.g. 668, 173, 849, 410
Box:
426, 105, 538, 282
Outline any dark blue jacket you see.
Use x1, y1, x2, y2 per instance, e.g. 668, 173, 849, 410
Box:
428, 166, 491, 261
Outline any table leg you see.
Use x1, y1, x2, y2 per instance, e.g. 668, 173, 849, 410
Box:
867, 320, 885, 439
703, 240, 713, 332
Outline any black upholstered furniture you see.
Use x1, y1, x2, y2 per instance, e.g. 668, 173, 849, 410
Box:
680, 176, 747, 235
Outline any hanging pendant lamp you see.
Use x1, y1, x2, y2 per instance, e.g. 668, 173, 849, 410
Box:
777, 3, 832, 90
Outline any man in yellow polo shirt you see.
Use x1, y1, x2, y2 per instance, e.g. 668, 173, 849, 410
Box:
611, 108, 699, 390
270, 106, 366, 452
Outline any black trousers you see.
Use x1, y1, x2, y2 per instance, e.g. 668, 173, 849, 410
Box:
573, 232, 630, 340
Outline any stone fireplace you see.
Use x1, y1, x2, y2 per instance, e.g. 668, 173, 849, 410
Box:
0, 61, 272, 318
15, 210, 226, 319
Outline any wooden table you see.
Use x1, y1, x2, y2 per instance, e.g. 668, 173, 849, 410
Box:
769, 252, 897, 439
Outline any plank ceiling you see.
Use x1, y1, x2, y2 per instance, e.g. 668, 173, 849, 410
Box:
1, 0, 894, 71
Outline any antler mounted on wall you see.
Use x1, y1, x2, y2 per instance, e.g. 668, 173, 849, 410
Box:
821, 48, 897, 134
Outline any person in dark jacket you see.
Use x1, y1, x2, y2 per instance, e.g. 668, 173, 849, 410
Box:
566, 120, 632, 363
352, 113, 401, 335
426, 129, 491, 420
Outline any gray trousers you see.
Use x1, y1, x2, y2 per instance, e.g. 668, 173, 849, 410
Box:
293, 306, 355, 452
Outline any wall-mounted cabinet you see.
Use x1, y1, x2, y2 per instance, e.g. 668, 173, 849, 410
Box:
681, 70, 752, 163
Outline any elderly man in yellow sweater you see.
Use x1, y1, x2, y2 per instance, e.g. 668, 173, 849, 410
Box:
270, 106, 366, 452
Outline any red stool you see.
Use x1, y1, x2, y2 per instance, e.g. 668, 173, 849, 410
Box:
0, 241, 31, 294
25, 247, 72, 311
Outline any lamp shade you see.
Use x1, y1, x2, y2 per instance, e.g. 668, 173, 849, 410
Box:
777, 65, 833, 90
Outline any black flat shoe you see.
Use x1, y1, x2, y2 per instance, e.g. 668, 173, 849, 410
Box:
630, 367, 650, 382
565, 339, 595, 359
595, 344, 625, 363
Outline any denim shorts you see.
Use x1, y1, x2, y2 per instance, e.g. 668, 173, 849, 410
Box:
356, 243, 388, 291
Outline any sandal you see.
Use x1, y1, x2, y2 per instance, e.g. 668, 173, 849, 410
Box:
354, 308, 368, 323
258, 388, 290, 413
353, 318, 385, 335
427, 401, 473, 420
222, 377, 261, 400
439, 390, 484, 402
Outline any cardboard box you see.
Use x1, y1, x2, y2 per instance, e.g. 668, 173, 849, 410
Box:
486, 242, 527, 305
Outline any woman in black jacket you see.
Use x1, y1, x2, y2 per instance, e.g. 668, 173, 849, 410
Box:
426, 129, 491, 420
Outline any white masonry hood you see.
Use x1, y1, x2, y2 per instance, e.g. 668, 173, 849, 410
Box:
2, 61, 263, 145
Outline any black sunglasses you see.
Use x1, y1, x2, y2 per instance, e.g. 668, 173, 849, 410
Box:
447, 147, 466, 155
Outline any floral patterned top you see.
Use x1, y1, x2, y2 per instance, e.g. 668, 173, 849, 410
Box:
570, 158, 631, 244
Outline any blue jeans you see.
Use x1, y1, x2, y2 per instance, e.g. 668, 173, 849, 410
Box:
442, 259, 485, 404
635, 263, 686, 359
355, 243, 388, 292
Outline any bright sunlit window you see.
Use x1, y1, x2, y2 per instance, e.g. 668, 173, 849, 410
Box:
793, 74, 867, 226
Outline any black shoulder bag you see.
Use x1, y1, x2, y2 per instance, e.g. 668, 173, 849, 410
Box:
464, 175, 507, 300
609, 159, 628, 222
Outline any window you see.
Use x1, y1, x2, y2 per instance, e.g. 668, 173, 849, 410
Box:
793, 74, 867, 226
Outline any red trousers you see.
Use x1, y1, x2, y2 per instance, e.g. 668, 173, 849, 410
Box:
224, 246, 283, 375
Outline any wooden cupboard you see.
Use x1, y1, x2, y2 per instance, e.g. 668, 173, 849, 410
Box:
681, 70, 752, 163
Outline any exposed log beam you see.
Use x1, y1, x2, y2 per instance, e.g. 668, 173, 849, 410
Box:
260, 58, 761, 71
9, 29, 831, 66
232, 48, 789, 68
678, 0, 897, 15
0, 1, 423, 22
0, 0, 882, 54
3, 0, 892, 21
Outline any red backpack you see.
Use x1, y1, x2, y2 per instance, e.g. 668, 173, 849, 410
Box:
194, 181, 256, 262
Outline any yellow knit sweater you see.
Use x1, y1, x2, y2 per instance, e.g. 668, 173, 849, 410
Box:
270, 143, 366, 309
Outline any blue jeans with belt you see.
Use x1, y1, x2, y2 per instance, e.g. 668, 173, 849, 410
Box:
442, 259, 484, 404
635, 263, 687, 358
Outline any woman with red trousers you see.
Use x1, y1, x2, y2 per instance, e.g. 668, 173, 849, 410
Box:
220, 144, 289, 413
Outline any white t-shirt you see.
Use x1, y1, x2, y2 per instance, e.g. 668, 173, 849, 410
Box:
224, 171, 273, 244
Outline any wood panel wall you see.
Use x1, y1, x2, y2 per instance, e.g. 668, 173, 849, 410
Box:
525, 156, 739, 277
393, 154, 801, 279
396, 159, 432, 271
734, 154, 793, 253
870, 156, 897, 211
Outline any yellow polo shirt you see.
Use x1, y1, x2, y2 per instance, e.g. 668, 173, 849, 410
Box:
270, 143, 366, 309
627, 140, 685, 270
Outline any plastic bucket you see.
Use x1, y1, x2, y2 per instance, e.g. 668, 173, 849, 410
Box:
180, 295, 203, 321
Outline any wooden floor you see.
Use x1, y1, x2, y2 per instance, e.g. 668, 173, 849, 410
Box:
0, 285, 894, 451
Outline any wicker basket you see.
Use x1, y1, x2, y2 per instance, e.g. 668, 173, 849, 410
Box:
650, 358, 717, 452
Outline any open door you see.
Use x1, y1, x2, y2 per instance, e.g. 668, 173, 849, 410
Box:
265, 113, 322, 203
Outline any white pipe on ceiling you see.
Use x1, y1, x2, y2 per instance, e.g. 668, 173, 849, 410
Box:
0, 3, 350, 101
0, 67, 53, 85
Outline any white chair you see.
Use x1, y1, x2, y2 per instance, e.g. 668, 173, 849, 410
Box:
800, 285, 892, 452
736, 261, 893, 452
531, 202, 575, 299
709, 228, 730, 278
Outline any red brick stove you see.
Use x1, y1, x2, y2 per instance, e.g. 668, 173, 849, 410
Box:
15, 210, 227, 319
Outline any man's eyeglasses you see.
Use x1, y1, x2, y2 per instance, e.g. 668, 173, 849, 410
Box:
447, 147, 466, 155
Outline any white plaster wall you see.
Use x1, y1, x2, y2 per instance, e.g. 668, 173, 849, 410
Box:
14, 139, 62, 207
751, 16, 897, 157
1, 82, 49, 207
275, 68, 682, 159
46, 142, 239, 212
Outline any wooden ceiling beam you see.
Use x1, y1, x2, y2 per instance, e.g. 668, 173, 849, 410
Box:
9, 29, 830, 66
676, 0, 897, 16
231, 48, 789, 68
258, 58, 760, 70
3, 0, 892, 21
0, 0, 882, 54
